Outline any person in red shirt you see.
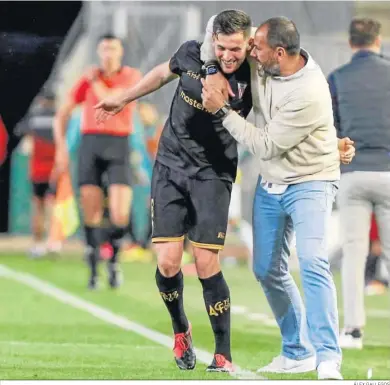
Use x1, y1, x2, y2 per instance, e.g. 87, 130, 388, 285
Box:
14, 93, 57, 257
30, 133, 56, 256
53, 34, 142, 289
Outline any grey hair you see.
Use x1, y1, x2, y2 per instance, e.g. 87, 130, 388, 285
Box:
259, 16, 300, 55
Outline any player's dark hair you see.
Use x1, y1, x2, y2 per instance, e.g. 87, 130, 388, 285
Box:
259, 16, 300, 56
349, 18, 381, 47
213, 9, 252, 38
98, 34, 122, 44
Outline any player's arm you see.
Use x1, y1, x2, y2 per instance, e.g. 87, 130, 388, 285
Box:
121, 62, 177, 104
91, 78, 122, 100
94, 62, 177, 118
91, 69, 143, 100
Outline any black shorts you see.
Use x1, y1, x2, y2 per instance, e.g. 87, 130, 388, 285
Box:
151, 161, 232, 250
32, 182, 56, 199
78, 134, 131, 187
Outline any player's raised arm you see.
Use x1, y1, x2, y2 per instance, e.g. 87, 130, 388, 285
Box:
200, 15, 217, 63
122, 61, 178, 104
94, 61, 177, 121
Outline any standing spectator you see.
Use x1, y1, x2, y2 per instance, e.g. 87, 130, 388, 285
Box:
328, 17, 390, 349
15, 91, 57, 257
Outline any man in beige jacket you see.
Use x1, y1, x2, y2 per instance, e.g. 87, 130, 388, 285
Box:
201, 15, 351, 380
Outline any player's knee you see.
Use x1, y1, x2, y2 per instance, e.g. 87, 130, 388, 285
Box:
80, 190, 103, 225
109, 212, 129, 228
193, 247, 220, 278
158, 260, 181, 278
155, 242, 183, 277
82, 212, 103, 227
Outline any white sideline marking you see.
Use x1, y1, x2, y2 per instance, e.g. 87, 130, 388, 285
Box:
0, 264, 261, 380
359, 309, 390, 319
0, 340, 162, 350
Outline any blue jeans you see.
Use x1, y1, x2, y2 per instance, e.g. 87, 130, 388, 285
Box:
252, 178, 342, 365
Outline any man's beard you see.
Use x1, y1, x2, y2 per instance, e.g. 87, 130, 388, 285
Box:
261, 60, 281, 77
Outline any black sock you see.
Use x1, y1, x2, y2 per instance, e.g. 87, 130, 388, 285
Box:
84, 225, 101, 277
127, 218, 137, 244
199, 271, 231, 362
365, 254, 379, 284
109, 225, 127, 264
155, 268, 189, 334
142, 217, 153, 249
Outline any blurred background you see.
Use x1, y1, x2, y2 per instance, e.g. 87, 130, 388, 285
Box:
1, 0, 389, 277
0, 1, 389, 380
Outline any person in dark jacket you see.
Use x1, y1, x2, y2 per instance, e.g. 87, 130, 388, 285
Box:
328, 17, 390, 350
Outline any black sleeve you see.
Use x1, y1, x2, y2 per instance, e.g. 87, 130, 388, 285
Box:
241, 87, 253, 118
327, 71, 341, 135
169, 40, 197, 76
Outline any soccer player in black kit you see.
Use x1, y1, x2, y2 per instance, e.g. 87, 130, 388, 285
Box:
95, 10, 253, 372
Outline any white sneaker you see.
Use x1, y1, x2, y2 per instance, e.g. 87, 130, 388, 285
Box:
28, 244, 47, 258
317, 361, 343, 380
257, 355, 316, 374
339, 328, 363, 350
46, 241, 62, 254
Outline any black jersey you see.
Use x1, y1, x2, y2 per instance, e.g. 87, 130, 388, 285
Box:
156, 40, 252, 182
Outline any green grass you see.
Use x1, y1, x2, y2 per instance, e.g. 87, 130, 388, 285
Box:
0, 252, 389, 380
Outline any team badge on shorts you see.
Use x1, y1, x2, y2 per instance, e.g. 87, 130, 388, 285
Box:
237, 82, 248, 100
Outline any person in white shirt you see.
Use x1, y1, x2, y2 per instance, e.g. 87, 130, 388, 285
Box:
201, 15, 354, 380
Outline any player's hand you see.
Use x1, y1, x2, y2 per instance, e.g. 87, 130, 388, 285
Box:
204, 71, 235, 100
94, 94, 126, 123
338, 137, 355, 164
201, 78, 228, 114
51, 145, 69, 183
